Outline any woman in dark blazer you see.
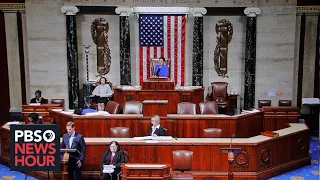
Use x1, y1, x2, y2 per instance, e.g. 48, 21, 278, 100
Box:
101, 141, 127, 180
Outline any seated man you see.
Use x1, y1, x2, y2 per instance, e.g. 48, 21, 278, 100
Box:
153, 57, 169, 78
150, 115, 167, 136
30, 90, 47, 104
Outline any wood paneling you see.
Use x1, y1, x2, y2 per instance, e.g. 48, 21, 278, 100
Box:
50, 111, 264, 138
261, 107, 300, 131
114, 88, 204, 114
0, 123, 310, 180
142, 81, 175, 90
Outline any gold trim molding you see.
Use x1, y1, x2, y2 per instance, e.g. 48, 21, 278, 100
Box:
0, 3, 25, 11
297, 6, 320, 14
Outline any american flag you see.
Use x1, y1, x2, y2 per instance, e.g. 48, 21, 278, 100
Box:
139, 14, 186, 86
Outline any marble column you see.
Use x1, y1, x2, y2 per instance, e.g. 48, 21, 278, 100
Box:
61, 6, 80, 109
116, 7, 133, 85
20, 10, 30, 104
243, 8, 260, 110
190, 8, 206, 86
4, 10, 22, 117
192, 17, 203, 86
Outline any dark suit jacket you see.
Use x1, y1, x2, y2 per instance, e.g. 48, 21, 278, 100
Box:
61, 131, 86, 162
149, 126, 167, 136
30, 98, 47, 104
101, 150, 126, 173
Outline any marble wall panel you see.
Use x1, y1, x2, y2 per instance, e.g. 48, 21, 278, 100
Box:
255, 4, 297, 107
5, 12, 22, 112
301, 15, 318, 99
204, 16, 246, 107
26, 0, 68, 108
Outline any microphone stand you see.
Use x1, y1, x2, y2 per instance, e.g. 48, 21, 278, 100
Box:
154, 75, 159, 101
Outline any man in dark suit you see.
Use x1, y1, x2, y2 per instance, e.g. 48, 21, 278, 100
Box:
61, 121, 86, 180
149, 115, 167, 136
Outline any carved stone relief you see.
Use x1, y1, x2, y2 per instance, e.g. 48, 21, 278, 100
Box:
91, 18, 111, 76
213, 19, 233, 78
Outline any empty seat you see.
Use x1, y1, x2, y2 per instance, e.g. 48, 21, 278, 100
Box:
110, 127, 130, 138
258, 100, 271, 108
171, 150, 193, 180
123, 101, 143, 114
199, 101, 219, 114
177, 102, 196, 115
202, 128, 222, 138
105, 101, 120, 114
279, 100, 292, 106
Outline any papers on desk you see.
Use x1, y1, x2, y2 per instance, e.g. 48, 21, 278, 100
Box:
85, 111, 110, 116
242, 109, 260, 113
133, 136, 173, 141
29, 103, 41, 106
103, 165, 115, 174
302, 98, 320, 104
125, 164, 166, 168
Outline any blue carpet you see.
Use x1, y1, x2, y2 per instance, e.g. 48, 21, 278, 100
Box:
0, 136, 318, 180
269, 136, 320, 180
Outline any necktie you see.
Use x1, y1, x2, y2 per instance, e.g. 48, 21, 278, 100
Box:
69, 135, 73, 148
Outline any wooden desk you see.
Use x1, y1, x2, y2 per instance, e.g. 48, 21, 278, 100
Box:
114, 87, 204, 114
0, 123, 310, 180
122, 164, 170, 180
49, 111, 264, 138
143, 100, 168, 117
22, 104, 63, 122
143, 80, 174, 90
260, 106, 300, 131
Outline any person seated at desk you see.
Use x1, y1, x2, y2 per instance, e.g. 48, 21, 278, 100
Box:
101, 141, 126, 180
28, 113, 42, 124
30, 90, 47, 104
92, 77, 113, 111
153, 57, 169, 78
150, 115, 167, 136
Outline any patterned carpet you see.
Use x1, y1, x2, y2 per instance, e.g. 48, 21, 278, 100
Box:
270, 136, 320, 180
0, 136, 318, 180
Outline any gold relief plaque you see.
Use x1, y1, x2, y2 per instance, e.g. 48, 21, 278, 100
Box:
91, 18, 111, 76
0, 3, 25, 11
213, 19, 233, 78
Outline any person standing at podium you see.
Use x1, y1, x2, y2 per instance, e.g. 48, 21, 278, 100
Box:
150, 115, 167, 136
61, 121, 86, 180
153, 57, 169, 78
101, 141, 127, 180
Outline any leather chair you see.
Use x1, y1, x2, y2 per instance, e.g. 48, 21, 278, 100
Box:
202, 128, 222, 138
171, 150, 193, 180
258, 100, 271, 108
105, 101, 120, 114
110, 127, 130, 138
199, 101, 219, 114
123, 101, 143, 114
51, 99, 64, 109
279, 100, 292, 106
211, 82, 228, 112
177, 102, 196, 115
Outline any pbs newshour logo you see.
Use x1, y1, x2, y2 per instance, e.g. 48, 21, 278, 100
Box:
10, 125, 60, 171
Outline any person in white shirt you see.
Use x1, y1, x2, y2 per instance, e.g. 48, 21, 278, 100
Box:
150, 115, 167, 136
92, 77, 113, 111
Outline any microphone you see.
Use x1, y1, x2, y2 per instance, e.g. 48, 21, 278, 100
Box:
230, 134, 235, 148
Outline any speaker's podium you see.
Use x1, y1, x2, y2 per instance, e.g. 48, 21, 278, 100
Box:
61, 148, 81, 180
143, 76, 174, 90
121, 164, 170, 180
